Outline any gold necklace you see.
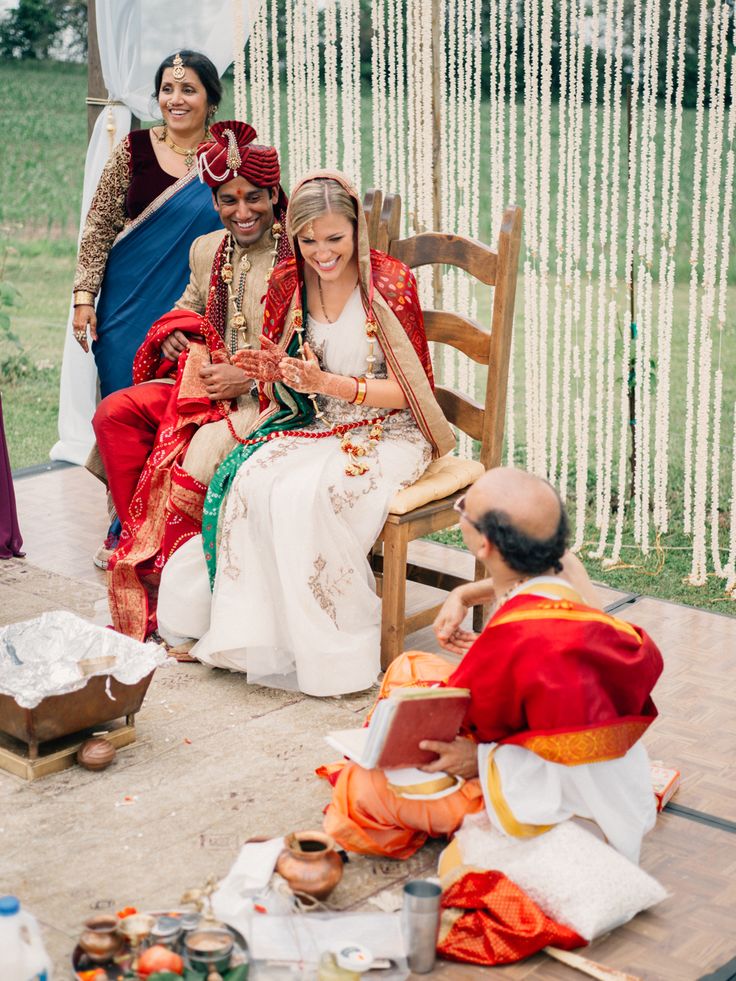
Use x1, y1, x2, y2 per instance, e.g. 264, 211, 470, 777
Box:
316, 276, 359, 325
220, 225, 282, 354
164, 132, 204, 169
317, 276, 333, 324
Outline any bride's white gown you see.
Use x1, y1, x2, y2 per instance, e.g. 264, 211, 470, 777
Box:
157, 289, 432, 695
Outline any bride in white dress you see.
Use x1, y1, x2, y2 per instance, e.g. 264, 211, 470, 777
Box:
157, 171, 454, 696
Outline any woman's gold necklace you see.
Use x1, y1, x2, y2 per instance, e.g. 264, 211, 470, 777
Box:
316, 275, 359, 325
164, 131, 205, 169
317, 276, 334, 324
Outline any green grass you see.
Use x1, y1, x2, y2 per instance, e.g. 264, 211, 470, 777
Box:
1, 59, 734, 614
0, 239, 75, 469
1, 60, 732, 280
430, 519, 736, 612
0, 61, 88, 238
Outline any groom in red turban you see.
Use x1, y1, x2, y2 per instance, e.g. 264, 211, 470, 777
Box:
92, 121, 291, 639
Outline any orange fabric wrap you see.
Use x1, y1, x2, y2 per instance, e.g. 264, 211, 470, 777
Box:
323, 762, 483, 860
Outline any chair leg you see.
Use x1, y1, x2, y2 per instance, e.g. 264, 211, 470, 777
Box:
472, 556, 490, 632
380, 522, 409, 671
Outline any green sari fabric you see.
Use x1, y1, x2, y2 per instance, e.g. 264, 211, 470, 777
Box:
201, 332, 314, 586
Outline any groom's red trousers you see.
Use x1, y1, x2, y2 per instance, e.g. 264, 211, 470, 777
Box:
92, 381, 171, 526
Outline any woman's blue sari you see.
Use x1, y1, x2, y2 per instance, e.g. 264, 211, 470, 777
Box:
92, 172, 221, 398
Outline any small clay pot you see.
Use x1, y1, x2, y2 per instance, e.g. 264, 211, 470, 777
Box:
78, 914, 124, 963
77, 738, 116, 771
276, 830, 343, 901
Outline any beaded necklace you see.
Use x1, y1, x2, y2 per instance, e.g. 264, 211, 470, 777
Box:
220, 223, 282, 353
493, 578, 531, 612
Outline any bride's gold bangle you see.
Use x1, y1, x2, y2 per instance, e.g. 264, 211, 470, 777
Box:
353, 376, 367, 405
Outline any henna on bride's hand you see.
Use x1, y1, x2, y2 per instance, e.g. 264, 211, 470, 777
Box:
232, 348, 284, 382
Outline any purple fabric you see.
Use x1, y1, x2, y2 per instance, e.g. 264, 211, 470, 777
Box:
125, 129, 178, 221
0, 394, 24, 559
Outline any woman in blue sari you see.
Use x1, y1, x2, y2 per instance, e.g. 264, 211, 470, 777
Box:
71, 50, 224, 397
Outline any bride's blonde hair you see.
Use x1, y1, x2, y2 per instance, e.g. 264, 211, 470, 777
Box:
288, 178, 357, 238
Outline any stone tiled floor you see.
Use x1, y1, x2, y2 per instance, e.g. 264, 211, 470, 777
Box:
3, 464, 736, 980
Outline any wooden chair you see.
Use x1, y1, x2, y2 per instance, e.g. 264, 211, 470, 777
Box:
363, 190, 523, 669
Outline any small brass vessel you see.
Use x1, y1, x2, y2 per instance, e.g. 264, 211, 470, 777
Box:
118, 912, 155, 973
276, 829, 343, 901
185, 927, 234, 978
78, 914, 123, 963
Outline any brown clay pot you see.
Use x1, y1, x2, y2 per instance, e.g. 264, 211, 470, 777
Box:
77, 737, 116, 771
276, 830, 343, 901
78, 914, 124, 963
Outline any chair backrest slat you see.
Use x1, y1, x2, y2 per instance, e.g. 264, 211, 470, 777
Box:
434, 386, 485, 443
423, 311, 490, 364
390, 232, 497, 286
482, 206, 522, 469
362, 191, 522, 471
363, 188, 384, 248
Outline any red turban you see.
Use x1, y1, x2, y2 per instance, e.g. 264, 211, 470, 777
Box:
196, 120, 281, 189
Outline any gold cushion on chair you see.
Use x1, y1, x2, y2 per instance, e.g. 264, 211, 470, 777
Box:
388, 456, 486, 515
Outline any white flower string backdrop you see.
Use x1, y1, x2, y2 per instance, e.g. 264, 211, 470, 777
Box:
217, 0, 735, 597
64, 0, 735, 595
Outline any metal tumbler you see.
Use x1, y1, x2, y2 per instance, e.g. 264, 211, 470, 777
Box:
402, 879, 442, 974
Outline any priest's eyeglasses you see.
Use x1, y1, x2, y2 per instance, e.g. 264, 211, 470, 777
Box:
453, 493, 482, 532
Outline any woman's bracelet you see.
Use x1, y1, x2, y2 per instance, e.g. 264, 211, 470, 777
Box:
73, 290, 96, 307
353, 376, 368, 405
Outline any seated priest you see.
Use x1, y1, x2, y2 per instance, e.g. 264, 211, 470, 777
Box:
94, 121, 291, 640
320, 467, 663, 866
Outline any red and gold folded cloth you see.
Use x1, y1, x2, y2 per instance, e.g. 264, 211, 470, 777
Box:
438, 869, 585, 965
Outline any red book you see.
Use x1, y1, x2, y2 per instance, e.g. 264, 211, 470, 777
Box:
325, 687, 471, 769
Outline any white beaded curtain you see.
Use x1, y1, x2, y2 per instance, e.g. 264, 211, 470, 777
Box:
684, 0, 735, 587
473, 0, 736, 593
230, 0, 736, 595
510, 0, 735, 593
233, 0, 362, 207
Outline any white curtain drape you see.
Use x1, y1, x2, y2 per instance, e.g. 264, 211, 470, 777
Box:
51, 0, 263, 464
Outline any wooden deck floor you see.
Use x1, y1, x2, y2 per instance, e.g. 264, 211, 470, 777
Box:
3, 464, 736, 981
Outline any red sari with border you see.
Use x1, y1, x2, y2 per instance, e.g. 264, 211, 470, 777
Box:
108, 214, 293, 640
107, 305, 231, 640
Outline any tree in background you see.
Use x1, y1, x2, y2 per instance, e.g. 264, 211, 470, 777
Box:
0, 0, 87, 61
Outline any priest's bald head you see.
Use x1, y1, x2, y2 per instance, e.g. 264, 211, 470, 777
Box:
457, 467, 569, 577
